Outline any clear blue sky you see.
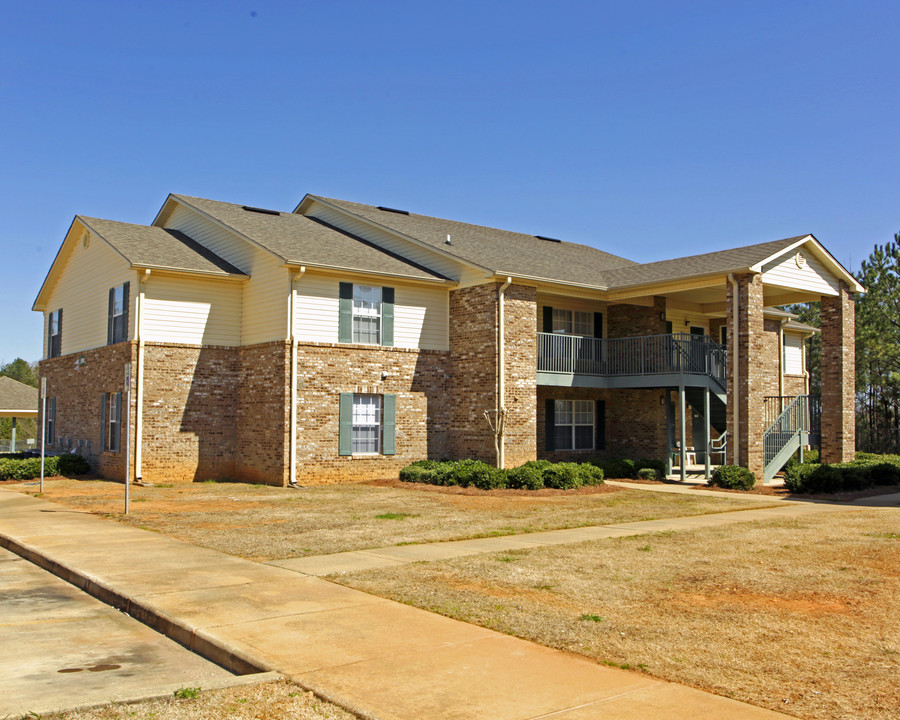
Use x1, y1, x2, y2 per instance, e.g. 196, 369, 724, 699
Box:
2, 1, 898, 363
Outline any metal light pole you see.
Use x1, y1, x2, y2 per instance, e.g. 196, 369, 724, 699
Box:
40, 377, 46, 494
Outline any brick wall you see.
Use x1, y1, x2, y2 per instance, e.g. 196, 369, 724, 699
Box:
293, 342, 450, 483
759, 319, 783, 399
39, 342, 135, 481
139, 344, 237, 483
783, 374, 807, 397
235, 342, 290, 486
821, 282, 856, 463
607, 297, 667, 338
501, 284, 537, 467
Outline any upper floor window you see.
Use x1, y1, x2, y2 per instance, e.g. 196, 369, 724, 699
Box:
108, 282, 130, 345
543, 305, 602, 339
353, 285, 382, 344
339, 282, 394, 347
48, 309, 62, 358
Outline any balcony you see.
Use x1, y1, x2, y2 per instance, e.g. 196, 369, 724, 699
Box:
536, 332, 727, 392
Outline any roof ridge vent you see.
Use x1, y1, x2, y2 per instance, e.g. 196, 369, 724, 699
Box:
241, 205, 281, 216
376, 206, 410, 215
535, 235, 562, 243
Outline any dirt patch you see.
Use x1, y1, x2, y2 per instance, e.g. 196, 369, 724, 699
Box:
336, 509, 900, 720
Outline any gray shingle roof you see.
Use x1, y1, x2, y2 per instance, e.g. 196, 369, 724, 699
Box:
173, 195, 450, 281
0, 376, 38, 414
597, 237, 809, 289
81, 217, 246, 277
306, 196, 637, 285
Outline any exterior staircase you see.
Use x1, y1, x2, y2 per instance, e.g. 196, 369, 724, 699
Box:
763, 395, 821, 482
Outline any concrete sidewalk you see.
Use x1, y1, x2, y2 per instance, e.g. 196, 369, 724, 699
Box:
0, 487, 845, 720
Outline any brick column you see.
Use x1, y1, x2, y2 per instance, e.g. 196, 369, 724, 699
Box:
502, 284, 537, 467
726, 274, 766, 479
821, 282, 856, 463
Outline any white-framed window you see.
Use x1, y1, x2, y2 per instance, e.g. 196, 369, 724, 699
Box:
44, 397, 56, 446
48, 309, 62, 358
783, 333, 803, 375
108, 283, 129, 345
353, 285, 382, 344
102, 392, 121, 452
555, 399, 594, 450
551, 308, 593, 336
352, 394, 382, 454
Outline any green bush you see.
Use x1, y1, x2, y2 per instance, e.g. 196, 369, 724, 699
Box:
637, 468, 657, 480
506, 464, 544, 490
57, 454, 90, 476
805, 465, 845, 494
578, 463, 604, 485
399, 465, 434, 483
448, 459, 494, 488
542, 462, 583, 489
784, 461, 817, 492
870, 463, 900, 486
0, 456, 58, 480
600, 458, 636, 479
635, 458, 666, 478
708, 465, 755, 490
469, 463, 506, 490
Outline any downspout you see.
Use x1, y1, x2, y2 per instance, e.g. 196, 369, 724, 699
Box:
497, 276, 512, 469
727, 273, 739, 466
778, 318, 788, 399
288, 267, 305, 486
134, 269, 150, 481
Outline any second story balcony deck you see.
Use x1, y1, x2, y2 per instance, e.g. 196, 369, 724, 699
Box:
537, 332, 727, 392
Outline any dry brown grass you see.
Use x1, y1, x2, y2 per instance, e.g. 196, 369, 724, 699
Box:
10, 477, 775, 560
334, 509, 900, 720
49, 678, 355, 720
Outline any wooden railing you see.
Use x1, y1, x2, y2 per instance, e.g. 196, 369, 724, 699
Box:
537, 332, 727, 387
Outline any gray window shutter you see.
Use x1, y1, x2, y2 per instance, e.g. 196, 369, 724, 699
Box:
382, 394, 396, 455
381, 287, 394, 347
100, 393, 107, 451
112, 392, 122, 452
47, 312, 52, 358
596, 400, 606, 450
338, 283, 353, 343
338, 392, 353, 455
107, 288, 115, 345
543, 306, 553, 333
55, 309, 62, 357
545, 399, 556, 452
121, 282, 130, 342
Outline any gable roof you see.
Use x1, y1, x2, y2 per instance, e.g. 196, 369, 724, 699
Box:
80, 217, 247, 277
300, 195, 637, 287
597, 237, 810, 289
0, 376, 38, 416
169, 195, 451, 282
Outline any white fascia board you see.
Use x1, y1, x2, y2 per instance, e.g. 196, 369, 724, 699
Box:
300, 195, 493, 276
282, 261, 455, 286
751, 235, 865, 293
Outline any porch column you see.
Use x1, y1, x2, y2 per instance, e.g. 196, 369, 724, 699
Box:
665, 390, 674, 477
821, 282, 856, 463
679, 384, 686, 482
703, 388, 711, 479
726, 274, 766, 479
10, 417, 16, 453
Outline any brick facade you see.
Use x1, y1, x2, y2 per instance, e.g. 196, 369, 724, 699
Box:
821, 282, 856, 463
607, 297, 667, 338
501, 284, 538, 467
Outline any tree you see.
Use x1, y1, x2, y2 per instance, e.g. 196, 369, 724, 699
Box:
0, 358, 39, 388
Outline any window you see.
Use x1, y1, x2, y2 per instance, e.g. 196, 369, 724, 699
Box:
48, 309, 62, 358
551, 308, 593, 336
339, 283, 394, 346
101, 392, 122, 452
44, 397, 56, 446
339, 393, 396, 456
554, 400, 595, 451
353, 285, 382, 344
108, 282, 130, 345
352, 395, 381, 454
783, 333, 803, 375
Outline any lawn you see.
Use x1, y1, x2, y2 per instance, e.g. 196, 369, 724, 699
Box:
334, 508, 900, 720
49, 678, 354, 720
11, 477, 777, 560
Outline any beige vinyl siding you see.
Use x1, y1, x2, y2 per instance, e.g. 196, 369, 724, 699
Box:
164, 202, 288, 345
783, 332, 804, 375
762, 250, 840, 296
665, 308, 709, 337
306, 202, 483, 285
293, 275, 449, 350
142, 275, 241, 346
43, 232, 135, 357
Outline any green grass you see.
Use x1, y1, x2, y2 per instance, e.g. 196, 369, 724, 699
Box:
173, 687, 201, 700
375, 512, 416, 520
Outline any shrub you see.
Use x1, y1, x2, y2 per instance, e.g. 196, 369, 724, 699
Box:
635, 458, 666, 479
831, 464, 872, 491
601, 458, 636, 479
506, 464, 544, 490
784, 461, 817, 493
637, 468, 656, 480
804, 465, 845, 494
0, 456, 58, 480
399, 465, 434, 483
469, 463, 506, 490
578, 463, 604, 486
57, 454, 90, 476
870, 463, 900, 486
708, 465, 755, 490
449, 459, 495, 488
542, 462, 583, 489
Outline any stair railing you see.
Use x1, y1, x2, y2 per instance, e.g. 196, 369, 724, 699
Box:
763, 394, 809, 467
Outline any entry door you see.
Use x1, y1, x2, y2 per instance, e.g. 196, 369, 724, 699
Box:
689, 326, 705, 373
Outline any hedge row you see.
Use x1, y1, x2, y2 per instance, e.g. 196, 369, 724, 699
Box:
0, 454, 90, 481
784, 453, 900, 494
400, 459, 604, 490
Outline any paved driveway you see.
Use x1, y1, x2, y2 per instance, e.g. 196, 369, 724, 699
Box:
0, 547, 234, 718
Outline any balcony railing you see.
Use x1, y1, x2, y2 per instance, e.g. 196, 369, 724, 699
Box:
537, 332, 727, 387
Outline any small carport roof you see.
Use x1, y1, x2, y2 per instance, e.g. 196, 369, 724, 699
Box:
0, 377, 38, 418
